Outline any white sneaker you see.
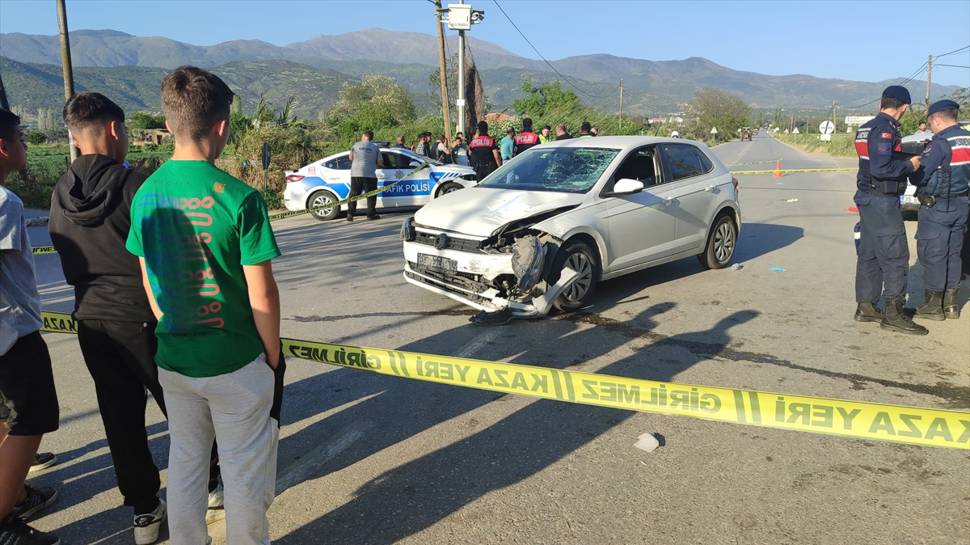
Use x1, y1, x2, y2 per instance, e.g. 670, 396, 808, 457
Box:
206, 485, 224, 510
133, 500, 166, 545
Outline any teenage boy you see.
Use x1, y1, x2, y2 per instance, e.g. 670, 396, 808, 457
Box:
126, 66, 284, 545
0, 109, 60, 545
49, 92, 221, 544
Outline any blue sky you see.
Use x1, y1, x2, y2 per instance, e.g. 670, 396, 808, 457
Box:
2, 0, 969, 86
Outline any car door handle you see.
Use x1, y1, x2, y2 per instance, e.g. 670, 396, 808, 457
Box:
663, 197, 676, 206
704, 185, 718, 193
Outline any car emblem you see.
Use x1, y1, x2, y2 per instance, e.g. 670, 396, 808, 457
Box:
435, 233, 450, 250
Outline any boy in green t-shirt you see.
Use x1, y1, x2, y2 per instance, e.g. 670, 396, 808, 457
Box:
126, 66, 283, 545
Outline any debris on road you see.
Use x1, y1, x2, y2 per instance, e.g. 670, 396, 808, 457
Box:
768, 266, 786, 272
634, 433, 662, 452
785, 198, 799, 203
730, 263, 744, 271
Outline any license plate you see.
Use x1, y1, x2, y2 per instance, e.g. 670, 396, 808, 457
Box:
418, 254, 457, 272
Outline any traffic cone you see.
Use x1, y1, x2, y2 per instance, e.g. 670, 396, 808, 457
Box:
772, 160, 783, 178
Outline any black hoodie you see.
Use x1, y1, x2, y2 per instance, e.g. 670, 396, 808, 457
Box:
49, 154, 154, 322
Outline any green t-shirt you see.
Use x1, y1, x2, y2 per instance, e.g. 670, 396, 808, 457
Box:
126, 160, 280, 377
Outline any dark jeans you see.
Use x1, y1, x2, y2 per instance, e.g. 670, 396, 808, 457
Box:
854, 191, 908, 303
917, 195, 969, 290
78, 319, 220, 513
349, 176, 378, 217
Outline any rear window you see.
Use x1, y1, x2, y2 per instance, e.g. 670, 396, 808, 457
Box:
325, 155, 352, 170
660, 144, 712, 181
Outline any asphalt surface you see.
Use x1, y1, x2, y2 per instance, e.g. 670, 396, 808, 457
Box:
22, 133, 970, 545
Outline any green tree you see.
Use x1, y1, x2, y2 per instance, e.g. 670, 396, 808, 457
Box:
127, 111, 166, 129
513, 79, 582, 119
685, 88, 751, 143
327, 76, 417, 137
26, 131, 47, 145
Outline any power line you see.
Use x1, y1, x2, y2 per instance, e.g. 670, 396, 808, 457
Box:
934, 63, 970, 69
491, 0, 607, 99
934, 44, 970, 59
844, 62, 928, 110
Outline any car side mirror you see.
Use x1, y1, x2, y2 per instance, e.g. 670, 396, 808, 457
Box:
608, 178, 645, 196
409, 160, 422, 168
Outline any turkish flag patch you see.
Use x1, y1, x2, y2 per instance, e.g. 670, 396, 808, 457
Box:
881, 132, 893, 139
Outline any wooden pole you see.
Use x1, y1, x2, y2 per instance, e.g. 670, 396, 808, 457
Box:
56, 0, 77, 161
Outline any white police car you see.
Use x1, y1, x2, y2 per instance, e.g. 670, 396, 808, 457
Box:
284, 147, 477, 221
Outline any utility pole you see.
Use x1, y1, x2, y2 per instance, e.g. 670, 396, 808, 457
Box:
925, 54, 933, 107
433, 1, 452, 142
456, 0, 466, 137
618, 79, 624, 133
0, 72, 9, 111
831, 100, 837, 132
56, 0, 77, 161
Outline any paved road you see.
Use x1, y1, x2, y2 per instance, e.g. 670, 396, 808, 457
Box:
23, 134, 969, 545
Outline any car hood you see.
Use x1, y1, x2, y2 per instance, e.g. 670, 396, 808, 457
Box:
414, 187, 586, 237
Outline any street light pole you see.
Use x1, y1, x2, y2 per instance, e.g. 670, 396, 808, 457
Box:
456, 0, 466, 137
433, 1, 452, 142
56, 0, 77, 161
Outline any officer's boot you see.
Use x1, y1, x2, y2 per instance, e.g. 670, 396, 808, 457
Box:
914, 290, 946, 321
854, 302, 883, 323
880, 296, 929, 335
943, 289, 961, 319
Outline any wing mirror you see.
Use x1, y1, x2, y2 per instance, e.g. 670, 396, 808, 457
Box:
608, 178, 645, 196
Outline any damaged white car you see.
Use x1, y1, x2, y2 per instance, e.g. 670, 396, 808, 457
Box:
401, 136, 741, 322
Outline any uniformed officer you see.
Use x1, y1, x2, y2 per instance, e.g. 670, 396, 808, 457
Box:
512, 117, 541, 157
467, 120, 502, 182
852, 85, 926, 334
913, 99, 970, 320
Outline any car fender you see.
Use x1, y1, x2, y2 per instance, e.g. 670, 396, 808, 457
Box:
531, 214, 609, 272
709, 200, 742, 234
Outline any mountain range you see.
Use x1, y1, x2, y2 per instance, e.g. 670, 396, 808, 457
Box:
0, 28, 961, 118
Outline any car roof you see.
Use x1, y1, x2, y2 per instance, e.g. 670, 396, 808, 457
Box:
323, 147, 418, 161
536, 135, 711, 152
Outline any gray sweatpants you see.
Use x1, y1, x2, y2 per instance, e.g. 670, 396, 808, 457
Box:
159, 355, 279, 545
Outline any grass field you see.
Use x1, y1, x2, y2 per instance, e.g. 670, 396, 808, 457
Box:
10, 144, 173, 209
773, 132, 855, 157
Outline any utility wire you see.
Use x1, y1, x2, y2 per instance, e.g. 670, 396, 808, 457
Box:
844, 62, 928, 110
491, 0, 608, 99
934, 44, 970, 59
934, 63, 970, 69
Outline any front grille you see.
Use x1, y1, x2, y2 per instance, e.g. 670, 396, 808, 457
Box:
408, 261, 488, 292
414, 232, 483, 253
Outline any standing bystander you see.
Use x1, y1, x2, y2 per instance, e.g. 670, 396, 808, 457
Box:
125, 66, 284, 545
348, 130, 382, 221
0, 108, 61, 545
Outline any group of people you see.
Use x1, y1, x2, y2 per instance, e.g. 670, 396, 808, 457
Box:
853, 85, 969, 335
1, 66, 284, 545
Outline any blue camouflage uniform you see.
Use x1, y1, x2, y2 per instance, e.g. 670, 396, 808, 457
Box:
915, 106, 970, 292
853, 111, 916, 304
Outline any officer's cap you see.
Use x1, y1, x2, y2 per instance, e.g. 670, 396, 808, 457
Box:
928, 99, 960, 116
882, 85, 912, 104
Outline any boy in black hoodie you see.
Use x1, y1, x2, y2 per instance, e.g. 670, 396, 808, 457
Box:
49, 93, 220, 545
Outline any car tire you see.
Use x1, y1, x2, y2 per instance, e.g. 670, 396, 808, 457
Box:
308, 190, 340, 221
550, 240, 600, 312
698, 213, 737, 269
436, 182, 463, 197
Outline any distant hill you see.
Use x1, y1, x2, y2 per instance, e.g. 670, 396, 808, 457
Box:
0, 29, 961, 114
1, 57, 352, 120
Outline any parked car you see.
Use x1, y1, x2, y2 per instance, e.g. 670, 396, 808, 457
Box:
899, 131, 934, 214
284, 148, 477, 221
401, 136, 741, 318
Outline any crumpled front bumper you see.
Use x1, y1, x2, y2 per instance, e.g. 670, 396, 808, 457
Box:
402, 240, 576, 318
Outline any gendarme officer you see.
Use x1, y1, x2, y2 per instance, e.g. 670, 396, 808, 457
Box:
913, 99, 969, 321
853, 85, 925, 335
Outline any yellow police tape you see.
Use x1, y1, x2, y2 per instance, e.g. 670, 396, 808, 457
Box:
731, 167, 857, 175
32, 161, 435, 254
38, 310, 969, 450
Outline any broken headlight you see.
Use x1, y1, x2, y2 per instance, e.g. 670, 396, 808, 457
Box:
401, 216, 416, 241
510, 235, 544, 292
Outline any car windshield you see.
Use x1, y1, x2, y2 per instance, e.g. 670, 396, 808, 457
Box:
479, 147, 619, 193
